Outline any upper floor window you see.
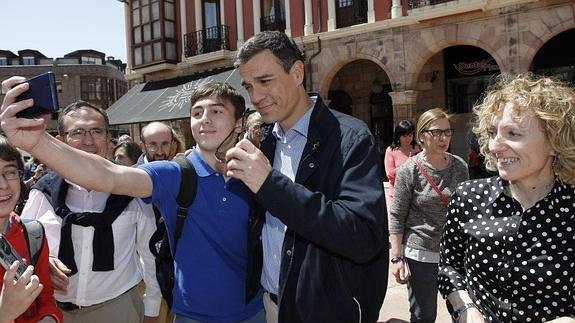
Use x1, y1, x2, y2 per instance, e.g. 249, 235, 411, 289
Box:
336, 0, 367, 28
131, 0, 177, 66
22, 56, 35, 65
81, 56, 102, 65
261, 0, 285, 32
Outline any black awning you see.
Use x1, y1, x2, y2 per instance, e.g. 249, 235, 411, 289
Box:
107, 68, 249, 125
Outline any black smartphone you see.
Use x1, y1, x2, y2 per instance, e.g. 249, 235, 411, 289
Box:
0, 234, 27, 279
15, 72, 60, 118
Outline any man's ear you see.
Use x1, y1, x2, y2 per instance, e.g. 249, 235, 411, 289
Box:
234, 116, 243, 134
290, 60, 305, 86
139, 141, 146, 152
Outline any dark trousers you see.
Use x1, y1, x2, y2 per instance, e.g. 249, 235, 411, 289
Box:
406, 258, 438, 323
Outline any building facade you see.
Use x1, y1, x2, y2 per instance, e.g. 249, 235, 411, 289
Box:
117, 0, 575, 160
0, 49, 128, 135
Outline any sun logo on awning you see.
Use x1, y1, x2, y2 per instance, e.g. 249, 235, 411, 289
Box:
157, 77, 213, 113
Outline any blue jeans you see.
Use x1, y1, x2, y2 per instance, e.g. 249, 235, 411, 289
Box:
174, 308, 265, 323
406, 258, 438, 323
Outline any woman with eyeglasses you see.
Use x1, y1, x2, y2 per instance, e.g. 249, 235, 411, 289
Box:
389, 108, 468, 322
0, 136, 62, 323
384, 120, 421, 216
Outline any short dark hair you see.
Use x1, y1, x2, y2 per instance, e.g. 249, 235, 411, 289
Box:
234, 31, 305, 73
57, 100, 110, 136
391, 120, 416, 149
189, 82, 246, 120
0, 135, 24, 172
113, 141, 142, 164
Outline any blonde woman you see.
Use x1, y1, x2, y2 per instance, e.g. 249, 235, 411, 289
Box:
390, 108, 468, 322
439, 74, 575, 322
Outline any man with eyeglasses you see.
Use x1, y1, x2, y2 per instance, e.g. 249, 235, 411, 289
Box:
137, 122, 176, 164
18, 101, 161, 323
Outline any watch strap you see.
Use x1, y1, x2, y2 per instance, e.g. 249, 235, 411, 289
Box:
452, 302, 478, 320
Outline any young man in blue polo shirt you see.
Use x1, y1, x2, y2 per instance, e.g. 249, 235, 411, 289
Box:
0, 79, 264, 323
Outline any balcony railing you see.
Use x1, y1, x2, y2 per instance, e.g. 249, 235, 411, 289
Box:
407, 0, 455, 10
336, 0, 367, 28
184, 25, 230, 58
261, 13, 286, 32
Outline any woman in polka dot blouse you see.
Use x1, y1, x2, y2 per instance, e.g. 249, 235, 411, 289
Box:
438, 74, 575, 323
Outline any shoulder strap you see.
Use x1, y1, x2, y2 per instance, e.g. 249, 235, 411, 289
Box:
21, 220, 46, 267
172, 156, 197, 253
414, 159, 450, 207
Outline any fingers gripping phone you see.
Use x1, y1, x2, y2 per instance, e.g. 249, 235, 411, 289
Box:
15, 72, 60, 118
0, 234, 27, 279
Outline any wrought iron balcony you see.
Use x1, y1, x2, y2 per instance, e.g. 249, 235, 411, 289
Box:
336, 0, 367, 28
261, 13, 286, 32
184, 25, 230, 58
407, 0, 455, 10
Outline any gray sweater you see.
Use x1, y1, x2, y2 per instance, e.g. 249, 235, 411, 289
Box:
389, 153, 468, 253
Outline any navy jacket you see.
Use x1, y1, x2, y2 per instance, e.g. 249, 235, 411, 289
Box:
246, 94, 389, 323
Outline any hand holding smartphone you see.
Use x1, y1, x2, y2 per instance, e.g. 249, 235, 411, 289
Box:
0, 234, 27, 279
15, 72, 60, 119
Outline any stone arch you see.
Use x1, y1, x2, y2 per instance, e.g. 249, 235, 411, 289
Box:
403, 31, 505, 90
527, 24, 575, 71
313, 47, 396, 98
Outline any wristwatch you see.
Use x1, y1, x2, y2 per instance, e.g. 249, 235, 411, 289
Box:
390, 256, 404, 264
452, 303, 478, 321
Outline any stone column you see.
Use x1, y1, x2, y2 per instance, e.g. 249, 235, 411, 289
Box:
304, 0, 313, 35
388, 90, 418, 124
367, 0, 375, 23
391, 0, 402, 19
180, 0, 188, 58
236, 0, 244, 48
194, 0, 202, 31
327, 0, 336, 31
253, 0, 261, 34
284, 0, 292, 37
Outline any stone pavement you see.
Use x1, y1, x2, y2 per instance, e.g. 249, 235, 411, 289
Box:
379, 181, 451, 322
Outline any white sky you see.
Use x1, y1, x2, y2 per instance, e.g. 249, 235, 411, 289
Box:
1, 0, 128, 62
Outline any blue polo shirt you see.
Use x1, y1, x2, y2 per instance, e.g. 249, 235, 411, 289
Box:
140, 149, 263, 322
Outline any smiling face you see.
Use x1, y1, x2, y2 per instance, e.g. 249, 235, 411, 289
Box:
419, 118, 452, 155
190, 96, 242, 156
59, 107, 110, 158
0, 159, 21, 219
488, 102, 555, 186
239, 50, 307, 131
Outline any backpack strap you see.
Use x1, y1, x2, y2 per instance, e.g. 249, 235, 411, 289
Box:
21, 220, 46, 267
172, 156, 197, 253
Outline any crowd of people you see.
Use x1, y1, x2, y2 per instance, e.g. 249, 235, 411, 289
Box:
0, 30, 573, 323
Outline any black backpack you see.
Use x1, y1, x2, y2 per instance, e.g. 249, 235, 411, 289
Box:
21, 220, 46, 268
148, 157, 197, 309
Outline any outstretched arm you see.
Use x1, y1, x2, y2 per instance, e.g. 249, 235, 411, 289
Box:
0, 76, 152, 198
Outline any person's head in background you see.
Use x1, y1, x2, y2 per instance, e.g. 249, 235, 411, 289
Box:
106, 137, 118, 160
57, 100, 111, 158
169, 128, 184, 158
140, 122, 175, 161
415, 108, 453, 156
117, 134, 133, 144
473, 73, 575, 186
235, 31, 308, 130
391, 119, 417, 149
0, 135, 25, 220
244, 111, 263, 147
114, 141, 143, 167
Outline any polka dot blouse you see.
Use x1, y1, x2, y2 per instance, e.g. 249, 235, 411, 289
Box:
438, 177, 575, 322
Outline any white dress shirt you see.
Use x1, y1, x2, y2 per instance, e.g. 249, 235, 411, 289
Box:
21, 181, 161, 316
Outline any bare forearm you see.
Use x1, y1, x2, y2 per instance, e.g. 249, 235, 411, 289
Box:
29, 133, 151, 197
389, 233, 404, 258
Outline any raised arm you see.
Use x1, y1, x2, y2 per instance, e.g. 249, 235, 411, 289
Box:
0, 76, 152, 198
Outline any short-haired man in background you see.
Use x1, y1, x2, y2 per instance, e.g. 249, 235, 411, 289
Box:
138, 122, 176, 164
20, 101, 160, 323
